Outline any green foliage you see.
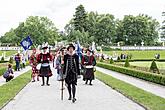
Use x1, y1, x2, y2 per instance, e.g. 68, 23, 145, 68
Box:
73, 4, 88, 32
116, 14, 159, 46
0, 16, 60, 45
109, 58, 114, 64
100, 58, 103, 62
9, 57, 14, 64
150, 60, 159, 74
0, 71, 31, 108
96, 71, 165, 110
117, 56, 121, 61
124, 58, 130, 67
160, 12, 165, 38
1, 57, 4, 61
65, 6, 159, 46
0, 68, 7, 76
104, 50, 165, 60
97, 62, 165, 86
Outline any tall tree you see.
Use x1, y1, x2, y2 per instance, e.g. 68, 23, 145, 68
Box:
116, 14, 159, 45
161, 12, 165, 38
73, 4, 88, 32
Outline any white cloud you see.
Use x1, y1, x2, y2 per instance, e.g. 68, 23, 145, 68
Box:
0, 0, 164, 36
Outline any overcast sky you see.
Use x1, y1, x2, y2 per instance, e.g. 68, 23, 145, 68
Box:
0, 0, 164, 36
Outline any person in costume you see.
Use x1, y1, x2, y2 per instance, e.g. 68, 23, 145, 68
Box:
63, 44, 80, 103
30, 48, 39, 82
56, 48, 65, 81
82, 49, 96, 85
37, 44, 52, 86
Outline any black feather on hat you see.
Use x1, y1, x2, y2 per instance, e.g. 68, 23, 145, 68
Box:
67, 44, 75, 50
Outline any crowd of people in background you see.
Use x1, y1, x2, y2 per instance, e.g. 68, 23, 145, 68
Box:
2, 42, 98, 103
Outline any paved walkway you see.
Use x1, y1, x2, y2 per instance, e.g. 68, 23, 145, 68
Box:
0, 66, 31, 86
2, 68, 144, 110
96, 67, 165, 99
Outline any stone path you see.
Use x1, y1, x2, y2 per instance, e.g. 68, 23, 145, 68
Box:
1, 68, 145, 110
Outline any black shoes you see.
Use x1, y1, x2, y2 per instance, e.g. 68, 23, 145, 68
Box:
72, 98, 76, 103
68, 97, 72, 100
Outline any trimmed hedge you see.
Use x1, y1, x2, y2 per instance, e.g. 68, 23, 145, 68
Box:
97, 62, 165, 86
0, 61, 8, 63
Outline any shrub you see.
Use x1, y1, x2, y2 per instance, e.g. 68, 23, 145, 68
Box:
109, 58, 114, 64
100, 58, 103, 62
124, 58, 130, 67
150, 60, 159, 74
9, 57, 14, 64
117, 56, 121, 61
1, 57, 4, 61
97, 62, 165, 86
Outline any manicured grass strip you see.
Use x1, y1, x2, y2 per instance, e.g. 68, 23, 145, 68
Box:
103, 50, 165, 59
0, 68, 7, 76
97, 62, 165, 86
96, 71, 165, 110
0, 70, 31, 109
0, 51, 17, 57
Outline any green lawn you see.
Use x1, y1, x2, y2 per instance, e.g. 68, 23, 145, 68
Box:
0, 51, 17, 57
96, 71, 165, 110
0, 70, 31, 109
103, 50, 165, 59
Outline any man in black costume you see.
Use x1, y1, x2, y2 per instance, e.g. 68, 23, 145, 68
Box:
63, 44, 80, 103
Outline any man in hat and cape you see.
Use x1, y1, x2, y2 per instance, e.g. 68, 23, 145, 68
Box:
63, 44, 80, 103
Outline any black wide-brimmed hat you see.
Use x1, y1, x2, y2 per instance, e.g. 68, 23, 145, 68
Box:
42, 46, 48, 49
67, 44, 75, 50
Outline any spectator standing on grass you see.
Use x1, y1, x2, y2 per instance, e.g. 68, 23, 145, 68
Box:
3, 64, 14, 82
15, 53, 21, 71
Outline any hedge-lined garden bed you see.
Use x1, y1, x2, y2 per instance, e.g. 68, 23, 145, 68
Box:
96, 71, 165, 110
97, 62, 165, 86
0, 70, 31, 109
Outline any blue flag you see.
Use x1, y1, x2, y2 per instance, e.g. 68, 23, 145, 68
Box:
20, 36, 33, 50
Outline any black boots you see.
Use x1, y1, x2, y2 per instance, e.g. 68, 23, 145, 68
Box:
85, 80, 93, 85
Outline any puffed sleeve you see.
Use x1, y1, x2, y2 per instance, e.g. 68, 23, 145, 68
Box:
37, 53, 41, 63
